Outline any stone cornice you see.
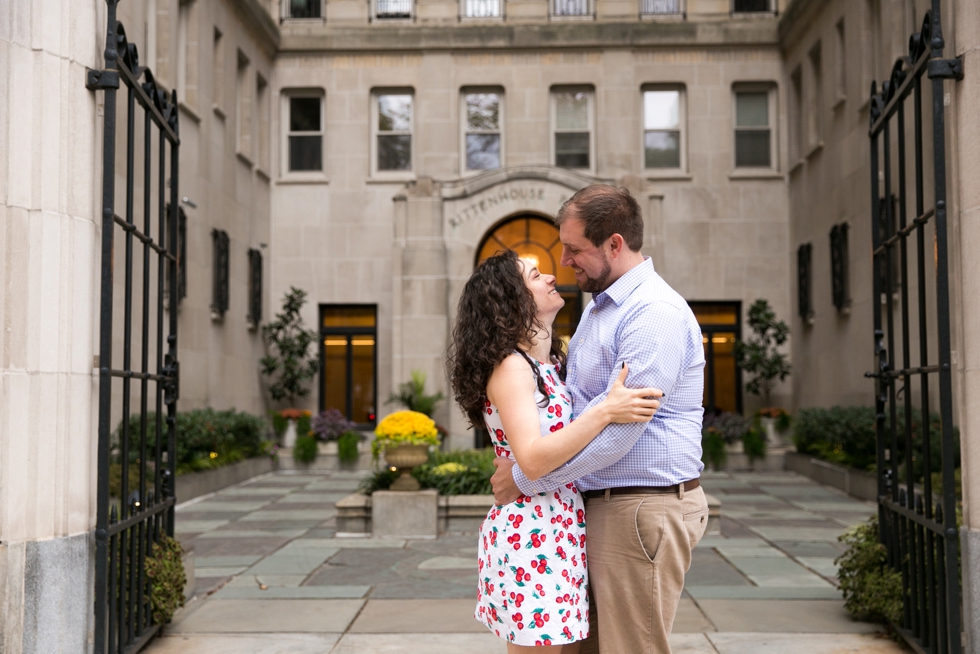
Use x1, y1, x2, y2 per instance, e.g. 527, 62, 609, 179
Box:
237, 0, 281, 56
279, 19, 779, 53
777, 0, 825, 51
440, 166, 608, 200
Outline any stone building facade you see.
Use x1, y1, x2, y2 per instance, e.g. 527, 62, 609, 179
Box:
3, 0, 980, 650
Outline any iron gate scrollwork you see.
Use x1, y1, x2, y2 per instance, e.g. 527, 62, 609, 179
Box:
867, 4, 963, 653
88, 1, 181, 651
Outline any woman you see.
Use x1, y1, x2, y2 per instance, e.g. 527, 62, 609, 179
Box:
447, 250, 661, 652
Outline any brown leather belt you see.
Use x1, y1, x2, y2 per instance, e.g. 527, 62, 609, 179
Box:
582, 478, 700, 500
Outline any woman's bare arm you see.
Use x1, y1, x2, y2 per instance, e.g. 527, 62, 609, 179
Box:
487, 354, 659, 482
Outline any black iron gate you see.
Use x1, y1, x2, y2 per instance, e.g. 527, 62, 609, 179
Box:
87, 1, 181, 651
868, 4, 963, 653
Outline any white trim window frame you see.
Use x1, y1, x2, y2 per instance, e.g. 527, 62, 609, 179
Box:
373, 0, 414, 20
551, 87, 595, 173
640, 0, 684, 18
372, 89, 415, 178
642, 84, 686, 174
551, 0, 592, 19
461, 0, 502, 19
732, 83, 777, 171
282, 0, 325, 20
461, 89, 504, 174
731, 0, 775, 14
280, 89, 326, 180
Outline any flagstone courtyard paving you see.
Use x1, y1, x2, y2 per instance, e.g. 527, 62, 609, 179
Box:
145, 469, 908, 653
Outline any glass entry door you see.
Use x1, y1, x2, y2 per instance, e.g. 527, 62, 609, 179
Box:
320, 305, 377, 426
688, 301, 742, 415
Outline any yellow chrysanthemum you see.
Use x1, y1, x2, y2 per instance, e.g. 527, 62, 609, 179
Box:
374, 410, 440, 447
432, 462, 467, 476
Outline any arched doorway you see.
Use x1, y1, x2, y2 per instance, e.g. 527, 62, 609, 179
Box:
475, 213, 583, 347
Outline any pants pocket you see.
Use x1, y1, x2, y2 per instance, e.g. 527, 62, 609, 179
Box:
683, 509, 709, 550
634, 497, 665, 563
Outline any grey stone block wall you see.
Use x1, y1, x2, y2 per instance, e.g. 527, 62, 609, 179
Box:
0, 533, 92, 654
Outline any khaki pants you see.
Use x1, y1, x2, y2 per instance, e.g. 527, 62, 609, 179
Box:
580, 486, 708, 654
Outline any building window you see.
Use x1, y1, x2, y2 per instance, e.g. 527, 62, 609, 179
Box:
830, 223, 850, 312
176, 0, 198, 110
212, 229, 230, 318
797, 243, 813, 324
689, 302, 742, 416
552, 0, 590, 17
835, 18, 847, 101
256, 74, 269, 172
552, 88, 593, 170
734, 86, 774, 169
463, 91, 502, 172
286, 94, 324, 172
807, 42, 823, 147
236, 50, 252, 161
789, 67, 803, 162
165, 206, 187, 304
375, 0, 413, 19
375, 92, 413, 173
320, 306, 377, 425
248, 248, 263, 329
641, 0, 682, 16
284, 0, 323, 19
643, 86, 684, 170
732, 0, 773, 13
212, 28, 224, 115
463, 0, 500, 17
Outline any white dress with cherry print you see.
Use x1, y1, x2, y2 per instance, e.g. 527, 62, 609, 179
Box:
475, 358, 589, 646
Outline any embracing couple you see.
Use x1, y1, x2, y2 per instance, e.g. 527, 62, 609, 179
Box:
447, 184, 709, 653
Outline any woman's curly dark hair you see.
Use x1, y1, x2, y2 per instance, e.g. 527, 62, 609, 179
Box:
447, 250, 567, 429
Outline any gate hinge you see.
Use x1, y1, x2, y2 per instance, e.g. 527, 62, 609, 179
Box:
86, 68, 120, 91
928, 56, 964, 81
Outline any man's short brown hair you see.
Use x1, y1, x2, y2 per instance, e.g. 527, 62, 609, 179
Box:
554, 185, 644, 251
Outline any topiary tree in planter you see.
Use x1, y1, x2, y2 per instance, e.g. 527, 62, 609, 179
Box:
261, 287, 318, 407
734, 299, 791, 408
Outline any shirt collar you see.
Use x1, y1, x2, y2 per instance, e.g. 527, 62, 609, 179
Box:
595, 257, 654, 306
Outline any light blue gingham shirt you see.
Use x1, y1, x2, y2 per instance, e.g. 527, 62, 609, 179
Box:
513, 258, 705, 494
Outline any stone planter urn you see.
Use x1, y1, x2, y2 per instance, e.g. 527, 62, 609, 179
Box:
384, 444, 429, 491
283, 419, 298, 448
760, 417, 788, 447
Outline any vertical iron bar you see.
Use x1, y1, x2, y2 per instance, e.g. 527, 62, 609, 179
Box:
883, 121, 899, 512
897, 98, 918, 635
929, 0, 962, 648
119, 80, 137, 652
155, 130, 166, 514
94, 4, 120, 650
914, 72, 938, 652
166, 101, 180, 538
137, 108, 152, 635
870, 96, 888, 542
108, 519, 117, 654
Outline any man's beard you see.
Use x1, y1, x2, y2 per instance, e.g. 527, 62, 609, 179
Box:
578, 258, 612, 293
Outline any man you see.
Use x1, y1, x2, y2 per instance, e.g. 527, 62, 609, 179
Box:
491, 184, 707, 653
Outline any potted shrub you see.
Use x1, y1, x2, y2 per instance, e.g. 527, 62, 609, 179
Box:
734, 299, 792, 423
755, 406, 792, 447
313, 408, 362, 467
277, 408, 311, 449
373, 410, 440, 491
261, 287, 318, 446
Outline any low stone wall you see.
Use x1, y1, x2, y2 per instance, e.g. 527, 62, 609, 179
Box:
784, 451, 877, 503
338, 491, 723, 537
336, 492, 496, 536
276, 444, 375, 472
175, 457, 278, 504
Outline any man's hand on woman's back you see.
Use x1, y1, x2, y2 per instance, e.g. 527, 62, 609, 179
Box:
491, 457, 522, 505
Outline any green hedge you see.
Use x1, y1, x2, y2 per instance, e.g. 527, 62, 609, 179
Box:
793, 405, 958, 477
360, 448, 495, 495
115, 408, 268, 476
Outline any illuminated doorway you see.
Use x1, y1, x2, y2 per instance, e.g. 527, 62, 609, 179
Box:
320, 305, 377, 426
473, 214, 582, 446
688, 301, 743, 416
475, 214, 583, 347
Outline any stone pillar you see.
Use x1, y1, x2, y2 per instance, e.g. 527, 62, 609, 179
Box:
390, 179, 455, 445
953, 0, 980, 649
0, 1, 103, 652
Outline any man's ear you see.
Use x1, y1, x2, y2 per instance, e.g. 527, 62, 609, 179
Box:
608, 234, 625, 258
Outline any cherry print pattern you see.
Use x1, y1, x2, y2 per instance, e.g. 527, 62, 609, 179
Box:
475, 359, 589, 645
